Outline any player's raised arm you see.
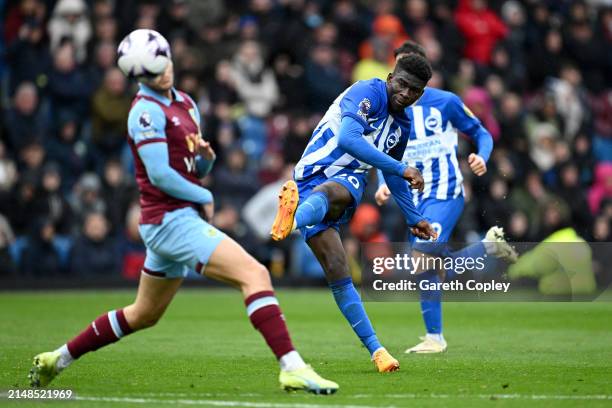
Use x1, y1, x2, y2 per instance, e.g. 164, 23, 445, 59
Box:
449, 94, 493, 176
128, 101, 213, 204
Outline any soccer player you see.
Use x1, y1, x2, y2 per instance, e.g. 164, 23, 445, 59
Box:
270, 54, 438, 372
28, 30, 338, 395
375, 41, 517, 354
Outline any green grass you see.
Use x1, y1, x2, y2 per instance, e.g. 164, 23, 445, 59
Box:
1, 289, 611, 407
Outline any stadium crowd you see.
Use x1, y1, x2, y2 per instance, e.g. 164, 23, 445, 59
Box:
1, 0, 611, 279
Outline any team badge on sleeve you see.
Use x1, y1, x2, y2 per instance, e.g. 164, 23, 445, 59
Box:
357, 98, 371, 121
139, 111, 153, 128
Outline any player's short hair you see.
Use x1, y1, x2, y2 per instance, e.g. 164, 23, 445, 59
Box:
393, 41, 426, 59
394, 54, 432, 86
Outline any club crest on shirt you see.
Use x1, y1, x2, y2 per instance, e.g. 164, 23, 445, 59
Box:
424, 114, 441, 131
139, 111, 152, 128
357, 98, 371, 121
385, 129, 400, 150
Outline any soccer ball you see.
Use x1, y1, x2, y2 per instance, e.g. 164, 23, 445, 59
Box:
117, 29, 171, 78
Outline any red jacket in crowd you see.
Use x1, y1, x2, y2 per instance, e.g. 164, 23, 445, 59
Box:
454, 0, 508, 65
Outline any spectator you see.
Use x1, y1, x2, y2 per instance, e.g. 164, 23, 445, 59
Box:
359, 14, 409, 65
18, 140, 45, 178
528, 122, 559, 173
5, 174, 40, 235
510, 171, 550, 236
3, 82, 47, 151
454, 0, 508, 65
401, 0, 431, 38
20, 218, 63, 276
213, 203, 264, 260
88, 41, 117, 88
351, 37, 392, 82
92, 15, 117, 45
463, 86, 500, 141
45, 112, 87, 192
213, 147, 259, 209
304, 45, 345, 113
564, 17, 607, 91
37, 162, 73, 234
4, 0, 46, 45
48, 0, 92, 63
232, 40, 279, 118
102, 158, 135, 234
588, 162, 612, 215
592, 215, 611, 242
479, 176, 514, 231
47, 42, 93, 122
506, 210, 533, 242
331, 0, 369, 56
498, 92, 527, 152
232, 41, 279, 159
527, 29, 565, 90
430, 0, 463, 73
90, 68, 131, 164
555, 162, 592, 238
204, 101, 241, 165
548, 63, 589, 142
69, 173, 107, 228
207, 60, 239, 105
272, 53, 306, 111
69, 211, 120, 275
282, 113, 312, 164
539, 198, 571, 239
6, 16, 51, 94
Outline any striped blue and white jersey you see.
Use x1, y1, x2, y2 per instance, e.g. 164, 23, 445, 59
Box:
294, 79, 411, 180
402, 87, 487, 204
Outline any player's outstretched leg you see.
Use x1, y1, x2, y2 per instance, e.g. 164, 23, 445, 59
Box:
308, 229, 400, 373
203, 237, 338, 394
29, 274, 183, 387
271, 180, 330, 241
406, 226, 518, 354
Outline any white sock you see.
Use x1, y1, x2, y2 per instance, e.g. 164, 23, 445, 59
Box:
279, 350, 306, 371
54, 344, 74, 371
426, 333, 445, 343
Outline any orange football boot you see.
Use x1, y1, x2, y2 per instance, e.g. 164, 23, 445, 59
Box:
270, 180, 299, 241
372, 348, 400, 373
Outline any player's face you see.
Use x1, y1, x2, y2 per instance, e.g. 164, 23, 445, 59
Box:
387, 71, 425, 112
145, 61, 174, 92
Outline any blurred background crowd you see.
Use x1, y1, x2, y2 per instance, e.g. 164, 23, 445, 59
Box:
1, 0, 611, 280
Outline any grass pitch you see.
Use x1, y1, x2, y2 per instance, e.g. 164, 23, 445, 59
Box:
1, 289, 611, 407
